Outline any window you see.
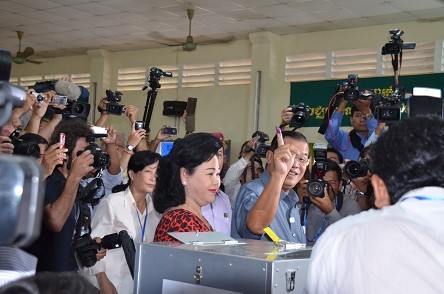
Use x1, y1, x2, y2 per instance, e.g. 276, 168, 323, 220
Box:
117, 67, 146, 91
218, 59, 251, 85
286, 53, 327, 82
331, 48, 377, 79
182, 62, 215, 88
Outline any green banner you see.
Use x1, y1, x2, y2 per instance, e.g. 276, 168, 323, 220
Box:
290, 73, 444, 127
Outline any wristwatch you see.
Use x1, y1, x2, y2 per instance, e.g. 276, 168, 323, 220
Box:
364, 112, 374, 120
126, 144, 135, 152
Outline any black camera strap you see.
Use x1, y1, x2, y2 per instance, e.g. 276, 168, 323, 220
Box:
349, 129, 364, 153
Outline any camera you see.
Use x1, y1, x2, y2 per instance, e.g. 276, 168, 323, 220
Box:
105, 89, 125, 115
148, 67, 173, 90
75, 233, 121, 268
307, 142, 328, 198
135, 121, 145, 130
289, 102, 311, 129
252, 131, 270, 158
9, 130, 41, 158
339, 74, 360, 101
372, 85, 407, 123
77, 135, 110, 169
162, 126, 177, 135
51, 95, 68, 106
343, 158, 369, 179
381, 29, 416, 55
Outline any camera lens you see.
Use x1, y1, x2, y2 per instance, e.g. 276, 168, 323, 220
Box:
74, 104, 85, 114
93, 152, 110, 169
307, 179, 325, 198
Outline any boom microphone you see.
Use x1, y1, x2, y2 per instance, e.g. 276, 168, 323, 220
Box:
54, 80, 81, 101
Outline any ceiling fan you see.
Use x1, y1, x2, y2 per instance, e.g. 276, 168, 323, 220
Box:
12, 31, 43, 65
149, 9, 235, 52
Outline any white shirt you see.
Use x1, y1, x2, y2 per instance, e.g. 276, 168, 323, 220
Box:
84, 188, 161, 294
305, 186, 444, 294
222, 157, 248, 205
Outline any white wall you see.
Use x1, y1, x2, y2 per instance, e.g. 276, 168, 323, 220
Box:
10, 20, 444, 162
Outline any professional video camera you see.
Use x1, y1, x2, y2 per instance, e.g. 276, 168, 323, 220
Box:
9, 129, 41, 158
381, 29, 416, 55
148, 67, 173, 90
105, 89, 125, 115
372, 85, 408, 123
252, 131, 270, 158
343, 158, 369, 179
77, 129, 110, 169
75, 232, 120, 267
289, 102, 311, 129
307, 142, 328, 198
32, 80, 91, 120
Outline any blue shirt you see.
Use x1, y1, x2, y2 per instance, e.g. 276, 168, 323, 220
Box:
324, 110, 377, 161
232, 171, 305, 243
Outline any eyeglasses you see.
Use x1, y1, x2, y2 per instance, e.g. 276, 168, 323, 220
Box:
295, 156, 309, 165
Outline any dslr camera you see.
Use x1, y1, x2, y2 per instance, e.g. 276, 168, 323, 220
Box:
343, 158, 369, 179
252, 131, 270, 158
77, 134, 110, 169
105, 89, 125, 115
75, 233, 122, 268
289, 103, 311, 129
9, 130, 41, 158
307, 142, 328, 198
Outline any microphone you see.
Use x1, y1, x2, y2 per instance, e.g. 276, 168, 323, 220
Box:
54, 80, 81, 101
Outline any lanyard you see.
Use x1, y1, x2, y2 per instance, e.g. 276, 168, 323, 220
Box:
401, 196, 444, 202
306, 217, 326, 243
136, 203, 148, 242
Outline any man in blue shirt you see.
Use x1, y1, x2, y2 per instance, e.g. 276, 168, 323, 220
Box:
325, 98, 377, 161
232, 131, 309, 243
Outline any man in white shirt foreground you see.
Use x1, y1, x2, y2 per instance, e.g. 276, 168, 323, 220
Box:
305, 115, 444, 294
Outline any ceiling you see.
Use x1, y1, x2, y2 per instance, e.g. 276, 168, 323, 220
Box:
1, 0, 444, 59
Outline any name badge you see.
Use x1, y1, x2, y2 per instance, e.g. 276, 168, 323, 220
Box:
289, 217, 295, 223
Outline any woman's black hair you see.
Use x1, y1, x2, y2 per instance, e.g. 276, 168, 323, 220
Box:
112, 150, 161, 193
153, 133, 222, 213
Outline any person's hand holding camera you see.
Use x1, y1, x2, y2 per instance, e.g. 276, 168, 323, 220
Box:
309, 186, 335, 215
280, 106, 293, 127
41, 142, 68, 179
127, 122, 146, 150
353, 98, 372, 116
125, 105, 138, 125
0, 136, 14, 154
69, 149, 95, 181
102, 125, 117, 146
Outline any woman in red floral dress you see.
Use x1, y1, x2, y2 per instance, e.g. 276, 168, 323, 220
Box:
153, 133, 223, 242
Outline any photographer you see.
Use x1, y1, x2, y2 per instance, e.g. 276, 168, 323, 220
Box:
324, 96, 377, 161
222, 135, 261, 205
27, 119, 121, 272
305, 116, 444, 293
303, 159, 361, 246
232, 130, 309, 243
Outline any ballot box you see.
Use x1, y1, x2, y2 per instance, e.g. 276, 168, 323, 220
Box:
134, 232, 311, 293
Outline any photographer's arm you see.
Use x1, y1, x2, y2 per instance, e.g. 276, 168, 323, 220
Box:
39, 113, 63, 141
120, 126, 146, 171
95, 98, 110, 127
103, 125, 121, 175
149, 126, 171, 152
44, 152, 94, 232
324, 98, 348, 145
